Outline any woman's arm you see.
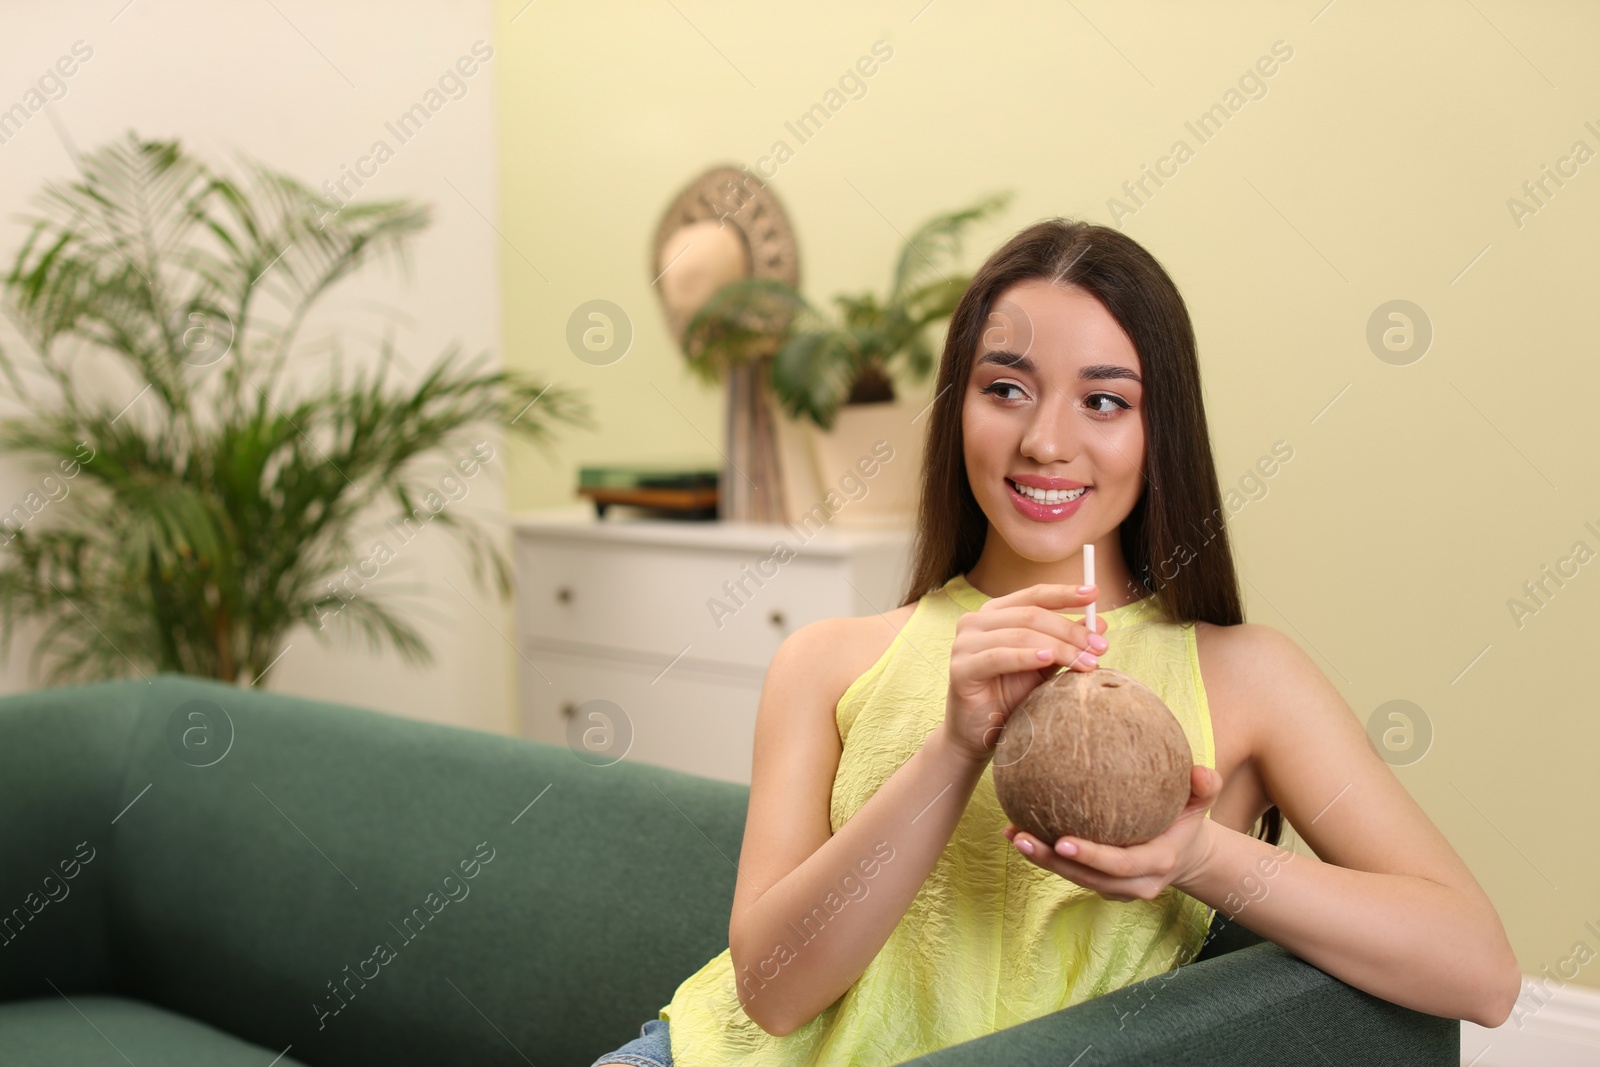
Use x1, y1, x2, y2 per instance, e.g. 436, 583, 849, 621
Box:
1178, 623, 1521, 1027
732, 583, 1105, 1036
728, 617, 988, 1037
1021, 622, 1522, 1027
1183, 812, 1518, 1027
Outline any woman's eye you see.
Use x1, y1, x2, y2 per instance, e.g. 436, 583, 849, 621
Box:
980, 382, 1130, 414
1087, 392, 1131, 416
980, 381, 1025, 401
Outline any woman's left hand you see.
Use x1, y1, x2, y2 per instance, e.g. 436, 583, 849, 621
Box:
1004, 765, 1223, 901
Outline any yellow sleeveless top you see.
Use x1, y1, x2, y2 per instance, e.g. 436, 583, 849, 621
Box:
659, 572, 1217, 1066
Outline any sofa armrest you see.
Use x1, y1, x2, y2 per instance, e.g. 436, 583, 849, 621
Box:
910, 940, 1459, 1067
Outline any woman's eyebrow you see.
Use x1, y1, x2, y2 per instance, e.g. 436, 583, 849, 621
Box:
976, 350, 1143, 383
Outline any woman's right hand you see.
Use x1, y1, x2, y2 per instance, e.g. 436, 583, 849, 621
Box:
942, 583, 1109, 764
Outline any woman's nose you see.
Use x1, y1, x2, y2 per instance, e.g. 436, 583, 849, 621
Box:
1021, 399, 1077, 463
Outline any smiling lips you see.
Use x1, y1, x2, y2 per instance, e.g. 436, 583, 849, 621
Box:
1005, 477, 1090, 521
1008, 478, 1088, 505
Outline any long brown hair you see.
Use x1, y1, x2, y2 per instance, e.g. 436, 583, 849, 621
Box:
899, 217, 1282, 849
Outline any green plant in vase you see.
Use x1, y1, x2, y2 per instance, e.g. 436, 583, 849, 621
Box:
0, 131, 591, 685
680, 191, 1012, 431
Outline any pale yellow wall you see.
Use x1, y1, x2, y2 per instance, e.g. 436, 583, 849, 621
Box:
493, 1, 1600, 990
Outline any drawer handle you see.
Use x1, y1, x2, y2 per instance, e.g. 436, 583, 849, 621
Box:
769, 609, 785, 628
555, 586, 573, 604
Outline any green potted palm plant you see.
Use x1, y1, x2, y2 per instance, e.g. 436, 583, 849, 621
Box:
0, 131, 590, 685
679, 191, 1011, 525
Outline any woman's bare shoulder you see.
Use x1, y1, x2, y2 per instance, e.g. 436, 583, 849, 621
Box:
1192, 619, 1299, 832
794, 600, 921, 715
1193, 619, 1300, 755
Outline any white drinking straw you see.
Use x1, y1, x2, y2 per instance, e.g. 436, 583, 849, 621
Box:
1083, 543, 1096, 634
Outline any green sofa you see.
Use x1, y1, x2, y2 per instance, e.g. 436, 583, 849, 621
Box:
0, 674, 1459, 1065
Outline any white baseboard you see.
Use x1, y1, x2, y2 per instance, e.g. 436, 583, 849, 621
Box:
1461, 975, 1600, 1066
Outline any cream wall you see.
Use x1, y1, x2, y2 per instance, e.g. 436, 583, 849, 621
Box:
493, 0, 1600, 994
0, 0, 516, 736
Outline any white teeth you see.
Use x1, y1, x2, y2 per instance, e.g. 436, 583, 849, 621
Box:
1011, 480, 1087, 505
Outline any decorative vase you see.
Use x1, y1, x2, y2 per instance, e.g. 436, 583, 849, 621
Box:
719, 355, 789, 524
800, 392, 925, 530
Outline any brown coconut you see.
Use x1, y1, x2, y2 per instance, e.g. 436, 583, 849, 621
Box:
993, 667, 1192, 847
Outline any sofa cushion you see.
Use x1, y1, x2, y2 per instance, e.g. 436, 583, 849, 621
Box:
0, 675, 751, 1065
0, 679, 137, 999
0, 995, 311, 1065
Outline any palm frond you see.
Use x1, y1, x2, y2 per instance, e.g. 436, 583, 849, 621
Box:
769, 330, 865, 430
682, 278, 820, 386
672, 194, 1012, 430
0, 130, 590, 686
888, 191, 1011, 303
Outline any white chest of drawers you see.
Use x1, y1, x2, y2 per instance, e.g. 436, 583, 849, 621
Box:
511, 506, 913, 784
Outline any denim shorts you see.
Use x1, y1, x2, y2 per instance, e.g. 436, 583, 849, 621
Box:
589, 1017, 672, 1067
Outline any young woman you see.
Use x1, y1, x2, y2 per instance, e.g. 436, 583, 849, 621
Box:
591, 219, 1520, 1067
